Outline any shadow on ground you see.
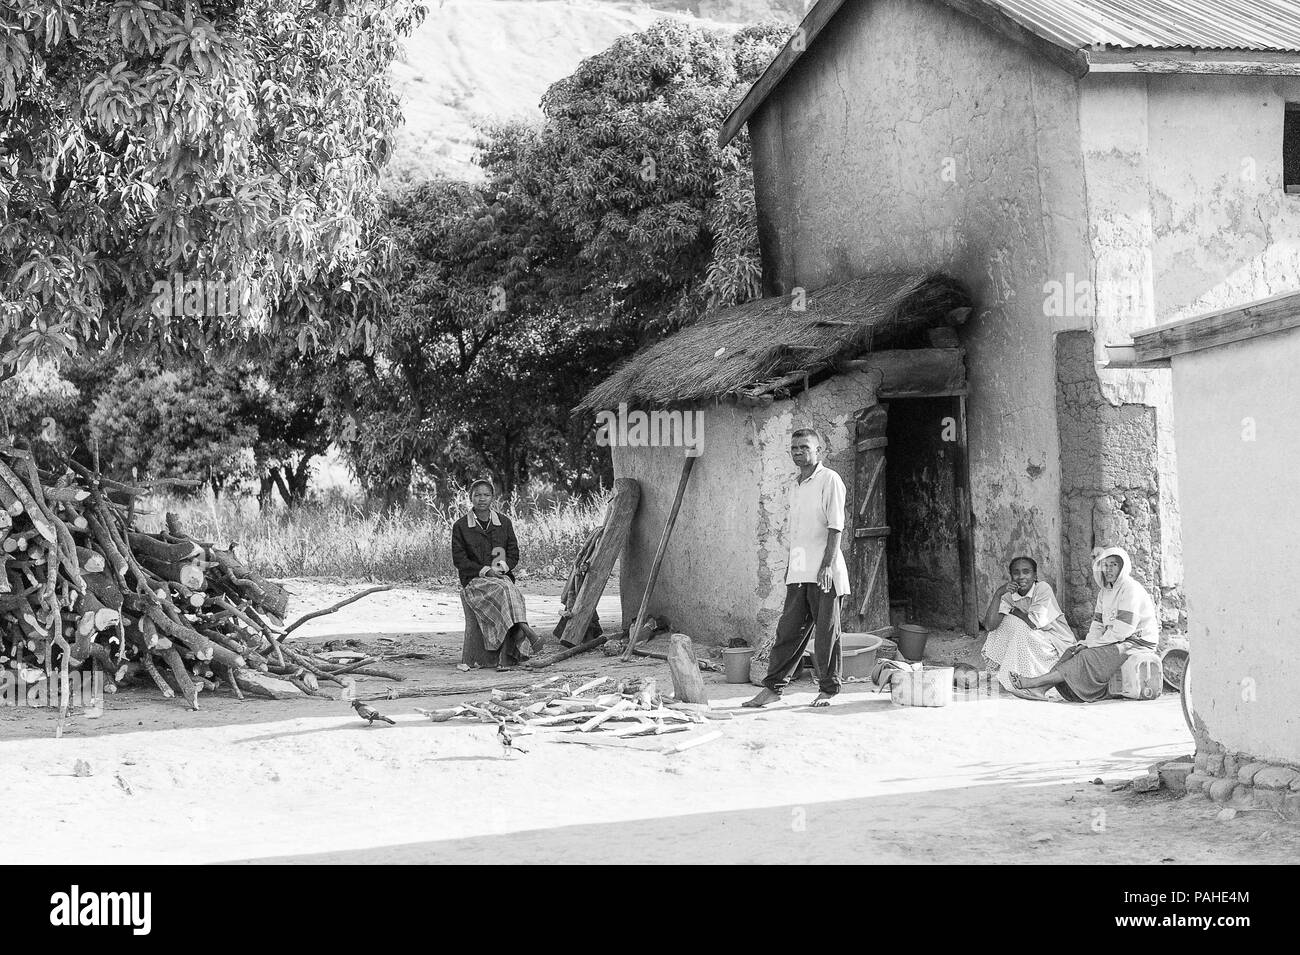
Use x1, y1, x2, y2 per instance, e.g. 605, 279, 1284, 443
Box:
225, 777, 1292, 865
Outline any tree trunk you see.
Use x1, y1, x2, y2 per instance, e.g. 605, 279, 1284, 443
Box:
270, 466, 294, 508
288, 454, 314, 504
257, 473, 275, 510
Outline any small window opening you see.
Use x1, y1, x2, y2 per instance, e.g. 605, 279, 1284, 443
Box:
1285, 103, 1300, 194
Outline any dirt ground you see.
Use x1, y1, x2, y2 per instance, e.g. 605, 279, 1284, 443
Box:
2, 578, 1297, 865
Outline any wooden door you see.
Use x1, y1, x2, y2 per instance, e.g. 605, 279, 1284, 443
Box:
850, 404, 890, 631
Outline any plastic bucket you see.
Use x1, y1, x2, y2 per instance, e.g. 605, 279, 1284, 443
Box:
722, 647, 755, 684
841, 632, 884, 680
1160, 647, 1188, 692
896, 624, 930, 662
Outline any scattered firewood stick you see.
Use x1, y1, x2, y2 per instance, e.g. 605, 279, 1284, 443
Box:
579, 699, 633, 732
660, 730, 723, 754
609, 721, 691, 738
279, 585, 392, 638
572, 676, 611, 696
525, 634, 608, 669
414, 705, 467, 722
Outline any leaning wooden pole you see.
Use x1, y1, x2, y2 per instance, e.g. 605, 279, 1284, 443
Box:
623, 453, 697, 661
560, 478, 640, 651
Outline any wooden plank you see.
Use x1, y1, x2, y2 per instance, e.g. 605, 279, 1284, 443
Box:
851, 405, 889, 631
1086, 48, 1300, 75
877, 386, 968, 399
1131, 291, 1300, 363
857, 547, 886, 619
857, 457, 885, 517
838, 348, 967, 397
563, 478, 640, 649
717, 0, 853, 146
853, 525, 890, 538
953, 395, 979, 636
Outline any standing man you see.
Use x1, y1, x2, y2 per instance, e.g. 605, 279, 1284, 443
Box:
744, 428, 850, 708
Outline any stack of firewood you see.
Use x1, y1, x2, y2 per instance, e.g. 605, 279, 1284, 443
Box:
416, 675, 728, 751
0, 442, 380, 710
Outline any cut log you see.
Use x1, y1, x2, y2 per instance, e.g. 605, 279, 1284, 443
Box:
232, 668, 304, 700
44, 487, 90, 504
0, 460, 53, 541
559, 478, 640, 648
75, 546, 106, 574
127, 532, 201, 565
0, 476, 21, 517
208, 548, 289, 617
666, 633, 708, 704
82, 570, 124, 610
137, 553, 205, 590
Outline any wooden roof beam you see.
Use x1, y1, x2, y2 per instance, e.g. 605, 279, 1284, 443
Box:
1131, 291, 1300, 363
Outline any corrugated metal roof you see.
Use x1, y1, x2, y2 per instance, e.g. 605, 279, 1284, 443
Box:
718, 0, 1300, 146
987, 0, 1300, 52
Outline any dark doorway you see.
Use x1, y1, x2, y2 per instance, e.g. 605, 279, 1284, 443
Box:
884, 396, 965, 631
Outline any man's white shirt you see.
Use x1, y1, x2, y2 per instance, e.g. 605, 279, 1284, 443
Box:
785, 462, 851, 596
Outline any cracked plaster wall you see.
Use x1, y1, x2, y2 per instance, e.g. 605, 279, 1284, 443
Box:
612, 372, 875, 647
749, 0, 1089, 610
1079, 75, 1300, 623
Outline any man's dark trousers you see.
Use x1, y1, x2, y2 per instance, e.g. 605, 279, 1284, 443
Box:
762, 583, 843, 696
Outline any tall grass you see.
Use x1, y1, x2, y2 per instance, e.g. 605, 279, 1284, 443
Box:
135, 486, 611, 581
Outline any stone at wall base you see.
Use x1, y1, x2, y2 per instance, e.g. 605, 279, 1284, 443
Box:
1184, 747, 1300, 822
1208, 779, 1238, 804
1132, 773, 1161, 793
1253, 766, 1299, 791
1238, 761, 1269, 785
1158, 762, 1194, 793
1228, 784, 1255, 809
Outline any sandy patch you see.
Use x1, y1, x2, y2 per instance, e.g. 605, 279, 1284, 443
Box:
2, 579, 1294, 864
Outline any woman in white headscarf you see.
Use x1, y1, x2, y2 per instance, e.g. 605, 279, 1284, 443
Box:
1009, 546, 1158, 702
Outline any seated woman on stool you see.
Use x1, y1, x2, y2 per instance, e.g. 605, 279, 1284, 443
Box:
981, 556, 1075, 693
1010, 546, 1158, 702
451, 479, 543, 670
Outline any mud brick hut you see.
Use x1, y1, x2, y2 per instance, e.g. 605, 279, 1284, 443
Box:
580, 272, 976, 647
1128, 293, 1300, 787
582, 0, 1300, 649
705, 0, 1300, 635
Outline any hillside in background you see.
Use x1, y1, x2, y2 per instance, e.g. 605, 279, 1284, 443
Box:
384, 0, 803, 185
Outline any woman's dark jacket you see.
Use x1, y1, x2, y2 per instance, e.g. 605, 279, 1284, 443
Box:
451, 511, 520, 588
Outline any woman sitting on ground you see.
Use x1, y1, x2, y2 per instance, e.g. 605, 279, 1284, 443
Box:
451, 479, 543, 670
1009, 546, 1158, 702
981, 556, 1076, 693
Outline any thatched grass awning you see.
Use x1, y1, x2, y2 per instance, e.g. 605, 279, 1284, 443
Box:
578, 272, 972, 412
